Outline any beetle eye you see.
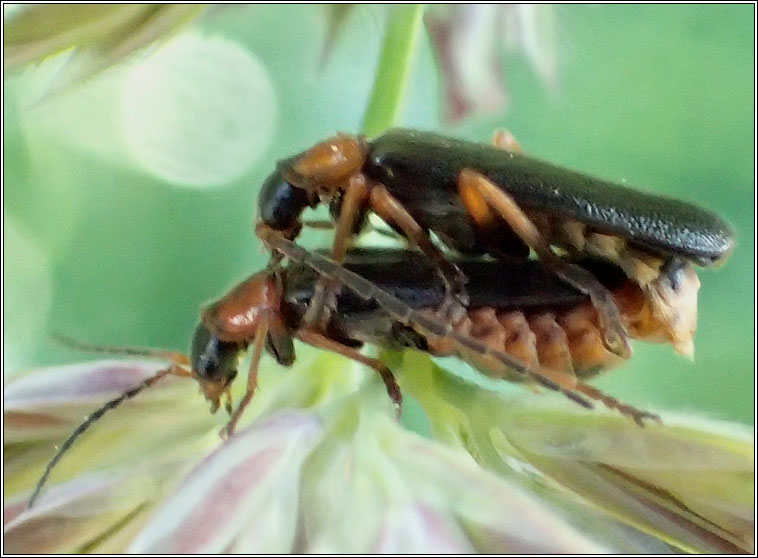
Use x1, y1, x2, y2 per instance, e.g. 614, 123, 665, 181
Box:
190, 323, 239, 383
258, 171, 311, 231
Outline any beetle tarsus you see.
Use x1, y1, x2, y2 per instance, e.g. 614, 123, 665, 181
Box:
575, 383, 660, 426
491, 128, 524, 154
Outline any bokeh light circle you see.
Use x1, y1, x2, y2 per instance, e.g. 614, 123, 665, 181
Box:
121, 33, 278, 188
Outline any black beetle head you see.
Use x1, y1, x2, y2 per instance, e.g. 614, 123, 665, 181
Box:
190, 322, 241, 412
258, 170, 312, 233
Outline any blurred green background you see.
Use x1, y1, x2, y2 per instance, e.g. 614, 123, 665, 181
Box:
3, 5, 754, 424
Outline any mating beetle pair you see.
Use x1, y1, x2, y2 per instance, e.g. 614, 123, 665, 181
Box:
29, 128, 734, 508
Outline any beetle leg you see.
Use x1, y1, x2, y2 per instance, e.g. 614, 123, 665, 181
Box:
301, 219, 336, 230
574, 383, 661, 426
458, 169, 631, 359
491, 129, 524, 154
369, 184, 469, 318
220, 319, 268, 439
303, 174, 370, 328
584, 235, 700, 358
296, 329, 402, 417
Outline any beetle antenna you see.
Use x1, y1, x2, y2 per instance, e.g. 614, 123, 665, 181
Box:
256, 225, 593, 409
27, 366, 177, 509
52, 333, 190, 366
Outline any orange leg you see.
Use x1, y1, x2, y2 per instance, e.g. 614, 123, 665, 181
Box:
301, 219, 336, 230
574, 383, 661, 426
458, 169, 631, 359
369, 184, 469, 312
220, 320, 268, 438
491, 129, 524, 154
302, 219, 403, 241
303, 174, 370, 327
296, 329, 402, 417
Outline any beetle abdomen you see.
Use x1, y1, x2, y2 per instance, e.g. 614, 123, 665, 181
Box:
425, 277, 681, 382
425, 305, 622, 382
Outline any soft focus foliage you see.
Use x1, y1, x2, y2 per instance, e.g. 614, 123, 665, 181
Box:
4, 357, 753, 552
120, 32, 277, 187
426, 5, 559, 122
361, 5, 425, 137
4, 5, 204, 97
396, 351, 754, 553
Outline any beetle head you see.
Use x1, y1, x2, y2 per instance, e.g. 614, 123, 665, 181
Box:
190, 322, 241, 412
258, 170, 313, 236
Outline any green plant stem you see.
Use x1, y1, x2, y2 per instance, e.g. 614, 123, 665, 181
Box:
360, 5, 425, 137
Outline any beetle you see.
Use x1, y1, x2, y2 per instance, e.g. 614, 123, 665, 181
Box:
257, 128, 734, 360
29, 241, 673, 508
256, 227, 677, 424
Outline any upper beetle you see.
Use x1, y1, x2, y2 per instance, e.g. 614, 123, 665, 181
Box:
256, 128, 735, 359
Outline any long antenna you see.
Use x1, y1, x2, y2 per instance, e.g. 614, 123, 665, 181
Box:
257, 226, 589, 405
27, 367, 175, 509
52, 333, 190, 366
258, 225, 659, 425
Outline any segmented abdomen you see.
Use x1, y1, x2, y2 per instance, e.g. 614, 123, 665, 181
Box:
426, 281, 667, 383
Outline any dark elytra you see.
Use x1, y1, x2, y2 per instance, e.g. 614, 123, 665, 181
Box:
364, 129, 735, 265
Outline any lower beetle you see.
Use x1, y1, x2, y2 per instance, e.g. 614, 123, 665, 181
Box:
29, 240, 680, 508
